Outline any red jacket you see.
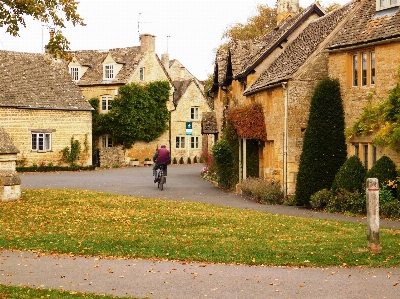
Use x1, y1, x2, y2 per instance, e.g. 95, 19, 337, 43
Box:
155, 147, 170, 165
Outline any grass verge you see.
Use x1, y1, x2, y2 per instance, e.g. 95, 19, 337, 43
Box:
0, 189, 399, 267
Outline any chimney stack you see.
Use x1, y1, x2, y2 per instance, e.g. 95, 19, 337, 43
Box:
161, 53, 170, 71
180, 66, 185, 80
140, 33, 156, 53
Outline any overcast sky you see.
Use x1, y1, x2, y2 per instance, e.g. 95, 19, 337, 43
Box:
0, 0, 349, 80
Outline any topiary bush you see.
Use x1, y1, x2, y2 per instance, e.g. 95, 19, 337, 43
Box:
193, 156, 198, 163
179, 157, 184, 164
366, 155, 397, 197
331, 156, 367, 194
173, 157, 177, 164
212, 139, 235, 189
187, 157, 191, 164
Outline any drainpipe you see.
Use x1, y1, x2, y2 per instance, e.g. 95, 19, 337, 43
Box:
282, 82, 288, 196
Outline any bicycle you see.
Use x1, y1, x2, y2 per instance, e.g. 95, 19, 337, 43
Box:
154, 164, 166, 191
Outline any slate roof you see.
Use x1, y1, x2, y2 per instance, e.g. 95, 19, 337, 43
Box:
328, 0, 400, 50
244, 1, 356, 95
71, 47, 144, 85
0, 126, 19, 154
214, 3, 325, 87
0, 51, 91, 110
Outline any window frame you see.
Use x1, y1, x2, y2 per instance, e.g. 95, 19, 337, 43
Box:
103, 64, 115, 80
139, 67, 145, 81
101, 134, 113, 148
376, 0, 398, 11
31, 132, 52, 152
190, 106, 199, 120
352, 54, 358, 87
190, 136, 200, 149
69, 66, 79, 81
370, 51, 375, 85
350, 51, 375, 87
100, 95, 113, 113
175, 136, 186, 149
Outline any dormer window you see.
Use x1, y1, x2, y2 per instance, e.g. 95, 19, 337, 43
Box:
376, 0, 398, 11
69, 66, 80, 81
104, 64, 115, 80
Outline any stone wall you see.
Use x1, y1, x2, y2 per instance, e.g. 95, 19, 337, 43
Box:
0, 107, 92, 166
99, 146, 125, 167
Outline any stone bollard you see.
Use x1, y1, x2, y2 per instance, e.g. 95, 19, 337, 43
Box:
366, 178, 381, 253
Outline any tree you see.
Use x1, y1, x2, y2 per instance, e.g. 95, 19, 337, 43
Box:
222, 4, 277, 41
0, 0, 85, 58
103, 81, 170, 149
295, 77, 347, 206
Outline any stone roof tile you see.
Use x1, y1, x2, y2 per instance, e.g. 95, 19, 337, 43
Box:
0, 51, 91, 110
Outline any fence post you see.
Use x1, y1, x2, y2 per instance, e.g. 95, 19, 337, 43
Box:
366, 178, 381, 253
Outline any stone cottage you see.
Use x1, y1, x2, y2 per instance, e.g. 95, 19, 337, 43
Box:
0, 51, 93, 167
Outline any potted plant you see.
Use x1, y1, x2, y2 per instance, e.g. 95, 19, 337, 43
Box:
130, 158, 139, 167
144, 157, 153, 166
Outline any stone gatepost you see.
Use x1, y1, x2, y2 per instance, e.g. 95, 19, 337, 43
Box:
366, 178, 381, 253
0, 127, 21, 202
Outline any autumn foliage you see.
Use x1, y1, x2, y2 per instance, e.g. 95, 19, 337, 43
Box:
227, 102, 267, 141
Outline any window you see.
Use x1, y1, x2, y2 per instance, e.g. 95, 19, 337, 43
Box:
139, 67, 145, 81
102, 135, 113, 148
376, 0, 398, 11
351, 51, 375, 87
363, 144, 369, 168
370, 51, 375, 85
176, 136, 185, 149
354, 144, 359, 157
69, 66, 79, 81
372, 145, 377, 166
32, 132, 52, 152
190, 136, 199, 149
191, 106, 199, 120
361, 52, 367, 86
101, 95, 113, 113
352, 54, 358, 86
104, 64, 114, 80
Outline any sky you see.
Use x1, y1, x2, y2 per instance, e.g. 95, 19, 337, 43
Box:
0, 0, 349, 81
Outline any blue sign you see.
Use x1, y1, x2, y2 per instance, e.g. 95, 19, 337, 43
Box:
186, 122, 192, 135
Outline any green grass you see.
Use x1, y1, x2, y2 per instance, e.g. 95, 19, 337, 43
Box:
0, 284, 138, 298
0, 189, 399, 268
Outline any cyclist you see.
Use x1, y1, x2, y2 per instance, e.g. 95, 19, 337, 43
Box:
153, 145, 171, 183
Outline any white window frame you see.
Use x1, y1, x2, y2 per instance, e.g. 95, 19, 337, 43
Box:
139, 67, 145, 81
101, 95, 113, 113
190, 136, 200, 149
352, 54, 358, 87
32, 132, 52, 152
69, 66, 79, 81
176, 136, 185, 149
376, 0, 398, 11
103, 64, 115, 80
361, 52, 367, 86
191, 106, 199, 120
370, 51, 375, 85
102, 135, 113, 148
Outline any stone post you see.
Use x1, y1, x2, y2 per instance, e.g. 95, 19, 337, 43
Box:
366, 178, 381, 253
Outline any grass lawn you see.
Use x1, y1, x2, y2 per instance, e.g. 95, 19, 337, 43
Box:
0, 189, 399, 268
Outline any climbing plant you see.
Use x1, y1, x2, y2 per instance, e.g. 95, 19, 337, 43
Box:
61, 137, 81, 165
90, 81, 170, 149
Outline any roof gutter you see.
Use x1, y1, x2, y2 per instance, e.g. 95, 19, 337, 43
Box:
326, 36, 400, 53
17, 106, 94, 111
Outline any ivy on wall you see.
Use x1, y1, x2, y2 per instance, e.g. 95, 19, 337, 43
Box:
227, 102, 267, 141
89, 81, 170, 149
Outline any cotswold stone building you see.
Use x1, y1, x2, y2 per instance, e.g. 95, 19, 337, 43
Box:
68, 34, 211, 166
327, 0, 400, 168
0, 51, 93, 167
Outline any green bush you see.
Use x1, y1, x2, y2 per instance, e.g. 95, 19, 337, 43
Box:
366, 155, 397, 197
380, 200, 400, 220
173, 157, 177, 164
331, 156, 366, 194
212, 139, 235, 189
187, 157, 192, 164
379, 183, 396, 204
179, 157, 184, 164
310, 189, 332, 210
193, 156, 198, 163
240, 177, 284, 205
325, 189, 366, 215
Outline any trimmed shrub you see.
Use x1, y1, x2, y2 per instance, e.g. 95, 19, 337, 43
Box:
380, 200, 400, 220
325, 189, 366, 215
187, 157, 192, 164
295, 77, 347, 206
331, 156, 367, 194
310, 189, 332, 210
240, 177, 284, 205
193, 156, 198, 163
366, 155, 397, 196
179, 157, 184, 164
173, 157, 178, 164
212, 139, 235, 189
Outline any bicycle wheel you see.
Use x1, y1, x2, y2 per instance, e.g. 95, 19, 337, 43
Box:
160, 176, 164, 191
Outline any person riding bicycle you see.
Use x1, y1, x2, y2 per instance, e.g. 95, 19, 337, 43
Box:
153, 145, 171, 183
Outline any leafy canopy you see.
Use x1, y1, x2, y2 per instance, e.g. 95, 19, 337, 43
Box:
0, 0, 85, 58
101, 81, 171, 149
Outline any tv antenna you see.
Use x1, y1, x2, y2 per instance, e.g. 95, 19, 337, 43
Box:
166, 35, 171, 53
